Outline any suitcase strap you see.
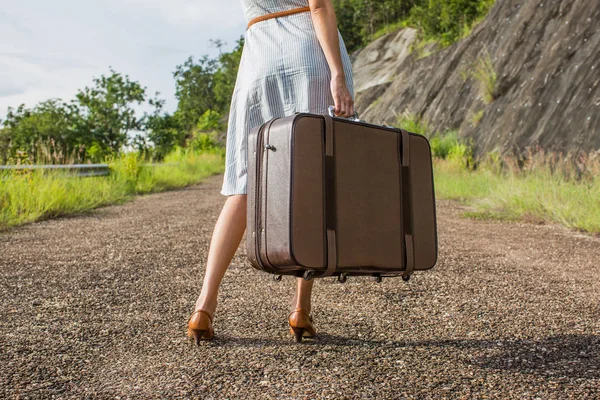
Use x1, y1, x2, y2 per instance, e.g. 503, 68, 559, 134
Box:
400, 129, 415, 279
319, 115, 338, 278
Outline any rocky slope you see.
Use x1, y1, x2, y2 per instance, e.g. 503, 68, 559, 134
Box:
350, 0, 600, 156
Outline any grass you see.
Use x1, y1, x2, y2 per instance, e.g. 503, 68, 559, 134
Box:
396, 112, 431, 137
471, 49, 497, 103
395, 113, 600, 235
372, 19, 410, 42
434, 147, 600, 235
470, 109, 485, 127
433, 160, 496, 201
0, 147, 225, 230
368, 94, 385, 110
409, 36, 439, 60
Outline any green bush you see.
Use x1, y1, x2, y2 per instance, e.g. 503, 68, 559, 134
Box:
396, 112, 430, 137
187, 131, 222, 154
196, 110, 224, 132
430, 131, 464, 157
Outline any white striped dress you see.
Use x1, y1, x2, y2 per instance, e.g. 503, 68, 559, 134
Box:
220, 0, 355, 196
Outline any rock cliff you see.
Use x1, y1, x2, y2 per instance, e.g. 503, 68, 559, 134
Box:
351, 0, 600, 155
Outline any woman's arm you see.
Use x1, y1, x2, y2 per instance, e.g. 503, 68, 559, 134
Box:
308, 0, 354, 118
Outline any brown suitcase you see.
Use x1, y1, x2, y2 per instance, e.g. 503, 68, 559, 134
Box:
246, 109, 437, 282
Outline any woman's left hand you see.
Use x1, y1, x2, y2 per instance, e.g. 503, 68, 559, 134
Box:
330, 73, 354, 118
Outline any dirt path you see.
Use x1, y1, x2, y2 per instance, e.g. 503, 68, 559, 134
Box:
1, 173, 598, 399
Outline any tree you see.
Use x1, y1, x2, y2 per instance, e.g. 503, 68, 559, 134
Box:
173, 35, 244, 137
331, 0, 494, 52
0, 127, 11, 165
211, 36, 244, 114
75, 68, 147, 155
1, 100, 84, 164
333, 0, 421, 52
173, 55, 219, 135
0, 68, 171, 164
143, 95, 182, 160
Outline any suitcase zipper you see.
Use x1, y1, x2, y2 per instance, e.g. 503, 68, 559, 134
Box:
254, 119, 279, 274
254, 123, 268, 273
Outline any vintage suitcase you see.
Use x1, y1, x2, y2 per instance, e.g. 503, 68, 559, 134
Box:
246, 107, 437, 282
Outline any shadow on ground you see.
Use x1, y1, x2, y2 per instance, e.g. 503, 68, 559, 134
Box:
208, 333, 599, 379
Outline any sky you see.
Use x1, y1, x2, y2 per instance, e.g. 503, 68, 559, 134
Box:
0, 0, 247, 117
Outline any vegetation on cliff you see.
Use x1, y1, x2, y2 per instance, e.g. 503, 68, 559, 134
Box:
334, 0, 496, 52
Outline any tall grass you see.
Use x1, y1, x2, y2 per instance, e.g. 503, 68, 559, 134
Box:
434, 147, 600, 234
471, 49, 497, 104
0, 148, 225, 230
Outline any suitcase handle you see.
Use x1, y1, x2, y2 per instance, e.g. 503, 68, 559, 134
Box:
327, 105, 363, 122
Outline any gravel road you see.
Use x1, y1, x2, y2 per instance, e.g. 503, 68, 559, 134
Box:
1, 173, 598, 399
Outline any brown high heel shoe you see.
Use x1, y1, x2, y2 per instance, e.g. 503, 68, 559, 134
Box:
288, 308, 316, 343
187, 309, 214, 344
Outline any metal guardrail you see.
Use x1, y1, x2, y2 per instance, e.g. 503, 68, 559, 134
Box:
0, 163, 179, 177
0, 164, 110, 177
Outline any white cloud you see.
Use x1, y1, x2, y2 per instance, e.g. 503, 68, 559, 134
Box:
122, 0, 241, 25
0, 0, 247, 117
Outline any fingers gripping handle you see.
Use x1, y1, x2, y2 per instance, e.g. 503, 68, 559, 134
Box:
327, 105, 362, 122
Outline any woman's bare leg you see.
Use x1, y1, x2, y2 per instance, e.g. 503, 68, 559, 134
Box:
194, 194, 247, 316
194, 193, 315, 319
291, 278, 315, 314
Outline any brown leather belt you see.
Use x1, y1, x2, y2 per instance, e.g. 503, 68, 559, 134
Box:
247, 6, 311, 30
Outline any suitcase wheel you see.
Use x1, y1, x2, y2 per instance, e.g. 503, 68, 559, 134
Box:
402, 274, 411, 282
272, 274, 283, 282
373, 274, 383, 283
337, 273, 348, 283
303, 270, 315, 281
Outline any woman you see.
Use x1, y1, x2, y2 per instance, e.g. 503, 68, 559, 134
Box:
187, 0, 355, 344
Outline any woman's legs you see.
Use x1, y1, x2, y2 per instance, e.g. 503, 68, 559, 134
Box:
194, 193, 315, 318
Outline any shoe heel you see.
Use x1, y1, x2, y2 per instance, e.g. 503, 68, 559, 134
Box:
188, 329, 207, 345
187, 309, 214, 344
291, 327, 305, 343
